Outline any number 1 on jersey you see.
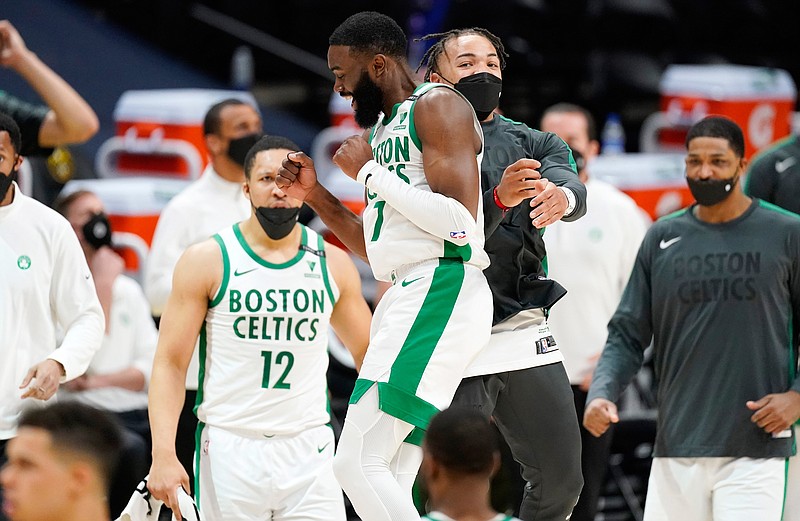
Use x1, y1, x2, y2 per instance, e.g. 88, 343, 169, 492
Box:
371, 200, 386, 241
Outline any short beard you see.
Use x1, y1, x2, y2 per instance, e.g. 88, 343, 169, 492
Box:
352, 70, 384, 129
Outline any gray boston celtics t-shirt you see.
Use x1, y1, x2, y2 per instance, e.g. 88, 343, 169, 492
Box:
589, 199, 800, 458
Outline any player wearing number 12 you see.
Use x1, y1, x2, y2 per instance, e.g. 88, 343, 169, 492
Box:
146, 135, 372, 521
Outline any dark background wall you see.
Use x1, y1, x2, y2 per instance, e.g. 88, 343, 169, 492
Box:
70, 0, 800, 145
6, 0, 800, 162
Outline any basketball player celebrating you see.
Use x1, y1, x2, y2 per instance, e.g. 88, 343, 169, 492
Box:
276, 11, 500, 521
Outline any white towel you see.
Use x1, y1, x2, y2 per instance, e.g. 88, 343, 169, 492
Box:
115, 476, 199, 521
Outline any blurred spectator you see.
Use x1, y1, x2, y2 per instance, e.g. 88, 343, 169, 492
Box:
0, 112, 104, 521
0, 20, 98, 156
0, 401, 123, 521
743, 133, 800, 521
744, 133, 800, 214
143, 97, 262, 493
419, 407, 521, 521
540, 103, 649, 521
54, 190, 157, 518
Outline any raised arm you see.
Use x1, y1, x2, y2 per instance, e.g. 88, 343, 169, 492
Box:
0, 20, 99, 146
413, 87, 482, 218
278, 151, 368, 261
333, 88, 483, 247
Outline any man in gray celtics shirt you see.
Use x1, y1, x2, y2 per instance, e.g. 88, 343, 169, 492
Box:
585, 116, 800, 521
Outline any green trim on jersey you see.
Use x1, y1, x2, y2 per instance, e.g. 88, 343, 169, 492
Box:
377, 381, 440, 430
317, 232, 337, 306
745, 135, 798, 193
349, 378, 376, 405
657, 206, 690, 222
496, 114, 526, 126
494, 114, 577, 171
209, 233, 230, 308
408, 83, 442, 152
233, 223, 307, 269
194, 421, 205, 506
758, 199, 800, 220
194, 323, 208, 416
381, 100, 402, 126
193, 323, 209, 506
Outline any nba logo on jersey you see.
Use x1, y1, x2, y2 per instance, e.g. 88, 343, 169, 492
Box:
450, 230, 467, 240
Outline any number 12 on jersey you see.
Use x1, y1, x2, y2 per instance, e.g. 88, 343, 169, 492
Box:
261, 350, 294, 389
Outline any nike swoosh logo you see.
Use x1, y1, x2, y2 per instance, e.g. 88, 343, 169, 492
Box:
234, 267, 258, 277
317, 442, 331, 453
263, 434, 276, 439
775, 157, 796, 173
401, 276, 424, 287
659, 237, 681, 249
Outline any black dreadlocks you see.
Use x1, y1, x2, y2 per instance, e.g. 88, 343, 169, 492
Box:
415, 27, 508, 81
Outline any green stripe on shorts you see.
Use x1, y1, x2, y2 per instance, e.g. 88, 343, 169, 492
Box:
194, 421, 205, 506
388, 258, 464, 393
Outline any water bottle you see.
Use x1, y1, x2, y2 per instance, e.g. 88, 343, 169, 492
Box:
230, 45, 254, 91
601, 112, 626, 155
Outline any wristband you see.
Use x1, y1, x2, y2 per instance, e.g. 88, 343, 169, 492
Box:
560, 186, 576, 216
493, 186, 511, 212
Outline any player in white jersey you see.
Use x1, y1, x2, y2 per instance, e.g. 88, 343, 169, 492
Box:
276, 12, 493, 521
147, 135, 371, 521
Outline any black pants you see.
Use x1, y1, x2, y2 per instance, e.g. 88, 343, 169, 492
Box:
570, 386, 614, 521
451, 362, 583, 521
110, 422, 150, 519
0, 438, 7, 521
177, 389, 198, 495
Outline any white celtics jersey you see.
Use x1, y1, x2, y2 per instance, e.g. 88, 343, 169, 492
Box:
363, 82, 489, 281
196, 224, 338, 436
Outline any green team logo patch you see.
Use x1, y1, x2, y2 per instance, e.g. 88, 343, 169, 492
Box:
588, 228, 603, 242
393, 112, 408, 131
17, 255, 31, 270
307, 260, 316, 272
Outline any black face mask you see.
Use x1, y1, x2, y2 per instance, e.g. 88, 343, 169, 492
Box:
0, 168, 17, 201
82, 212, 113, 249
227, 133, 263, 167
449, 72, 502, 121
686, 174, 738, 207
254, 206, 300, 240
